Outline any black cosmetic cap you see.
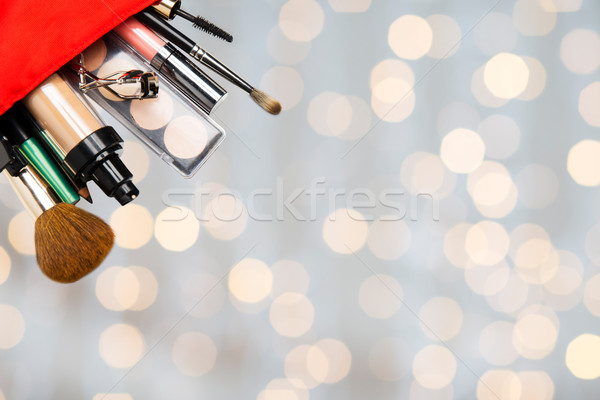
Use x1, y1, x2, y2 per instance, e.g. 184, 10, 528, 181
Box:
65, 127, 139, 205
0, 102, 40, 145
0, 140, 11, 172
90, 154, 139, 205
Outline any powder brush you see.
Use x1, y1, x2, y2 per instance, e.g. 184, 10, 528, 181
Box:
34, 202, 114, 283
3, 142, 114, 283
137, 10, 282, 115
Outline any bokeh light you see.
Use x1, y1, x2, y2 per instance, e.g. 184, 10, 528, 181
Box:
513, 0, 557, 36
98, 324, 145, 368
8, 211, 35, 255
371, 77, 416, 123
322, 208, 368, 254
465, 220, 509, 266
279, 0, 325, 42
359, 275, 403, 319
578, 82, 600, 127
560, 29, 600, 74
260, 66, 304, 111
269, 292, 314, 337
567, 140, 600, 186
518, 56, 547, 100
483, 53, 529, 99
312, 339, 352, 384
257, 379, 309, 400
479, 321, 519, 366
110, 204, 154, 249
412, 345, 456, 389
172, 332, 217, 376
477, 370, 521, 400
367, 218, 411, 260
566, 334, 600, 379
418, 297, 463, 341
285, 345, 326, 389
328, 0, 371, 13
467, 161, 518, 219
425, 14, 462, 59
121, 140, 150, 184
388, 15, 433, 60
0, 247, 10, 285
154, 206, 200, 252
228, 258, 273, 303
0, 305, 25, 349
202, 193, 248, 240
440, 129, 485, 174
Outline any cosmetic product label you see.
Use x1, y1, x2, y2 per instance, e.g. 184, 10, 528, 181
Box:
64, 33, 226, 178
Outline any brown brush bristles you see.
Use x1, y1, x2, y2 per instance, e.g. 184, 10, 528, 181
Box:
34, 203, 114, 283
250, 89, 282, 115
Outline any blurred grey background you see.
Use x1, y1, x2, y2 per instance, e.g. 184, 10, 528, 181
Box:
1, 0, 600, 398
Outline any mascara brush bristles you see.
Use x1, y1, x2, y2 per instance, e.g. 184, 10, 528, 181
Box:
191, 15, 234, 43
174, 9, 233, 43
250, 89, 282, 115
35, 203, 114, 283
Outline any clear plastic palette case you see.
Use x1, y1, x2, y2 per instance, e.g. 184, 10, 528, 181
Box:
63, 32, 226, 178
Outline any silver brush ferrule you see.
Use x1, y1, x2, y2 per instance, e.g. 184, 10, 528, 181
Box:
151, 44, 227, 113
5, 166, 61, 218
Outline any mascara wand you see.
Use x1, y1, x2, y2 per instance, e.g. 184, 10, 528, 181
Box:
151, 0, 233, 43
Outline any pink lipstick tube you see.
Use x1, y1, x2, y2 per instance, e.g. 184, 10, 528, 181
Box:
113, 17, 226, 113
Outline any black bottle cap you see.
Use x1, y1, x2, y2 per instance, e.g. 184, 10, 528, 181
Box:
64, 127, 139, 205
0, 102, 39, 145
0, 140, 11, 172
90, 154, 139, 205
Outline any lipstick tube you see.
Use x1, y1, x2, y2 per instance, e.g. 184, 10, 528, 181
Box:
23, 72, 139, 206
113, 17, 227, 113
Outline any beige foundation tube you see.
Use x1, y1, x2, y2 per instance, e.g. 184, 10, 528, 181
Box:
24, 73, 103, 158
23, 71, 139, 206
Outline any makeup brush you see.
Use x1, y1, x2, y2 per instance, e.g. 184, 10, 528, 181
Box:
137, 10, 282, 115
2, 141, 114, 283
34, 202, 114, 283
151, 1, 233, 43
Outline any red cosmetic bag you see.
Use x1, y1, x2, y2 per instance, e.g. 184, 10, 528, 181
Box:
0, 0, 156, 115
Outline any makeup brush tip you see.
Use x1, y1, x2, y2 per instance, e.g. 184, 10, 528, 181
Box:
35, 203, 114, 283
250, 90, 282, 115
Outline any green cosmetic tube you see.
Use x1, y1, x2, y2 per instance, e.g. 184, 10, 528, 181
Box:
0, 103, 79, 204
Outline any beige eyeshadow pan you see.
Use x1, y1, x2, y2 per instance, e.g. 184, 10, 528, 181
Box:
81, 39, 107, 71
164, 115, 208, 159
130, 92, 174, 130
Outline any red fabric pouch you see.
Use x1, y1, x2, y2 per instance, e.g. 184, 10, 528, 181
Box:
0, 0, 157, 115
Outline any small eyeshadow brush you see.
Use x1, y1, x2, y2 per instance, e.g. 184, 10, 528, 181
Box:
137, 9, 281, 115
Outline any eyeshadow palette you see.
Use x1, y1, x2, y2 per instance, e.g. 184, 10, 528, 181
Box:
64, 32, 226, 178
